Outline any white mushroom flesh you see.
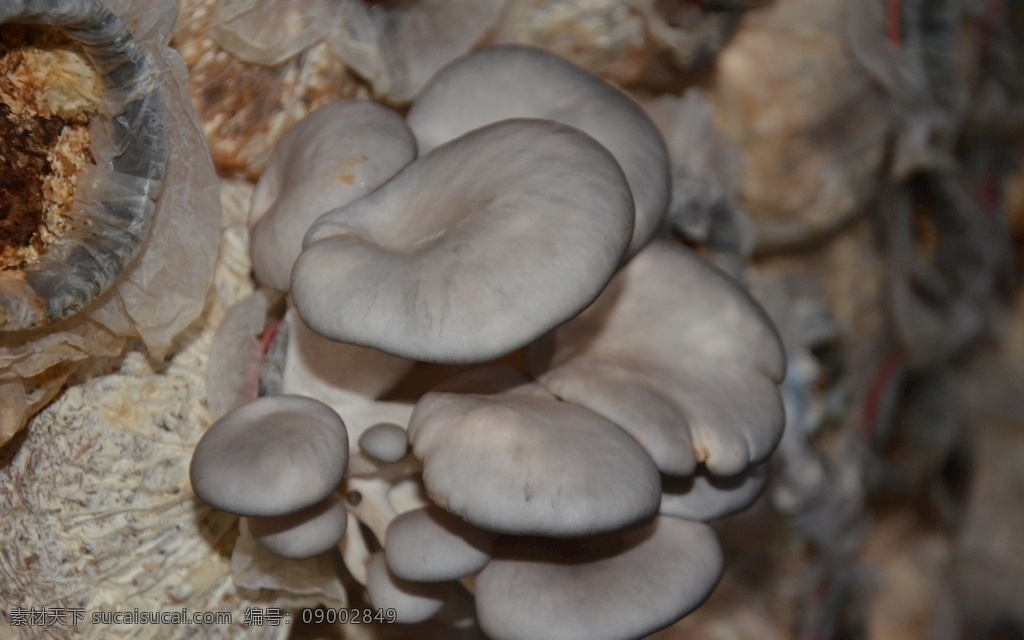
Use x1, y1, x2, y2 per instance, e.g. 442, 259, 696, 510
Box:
407, 44, 670, 257
291, 118, 634, 363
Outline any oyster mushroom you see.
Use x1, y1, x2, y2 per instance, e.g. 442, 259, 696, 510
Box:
359, 421, 410, 464
291, 118, 634, 363
660, 464, 769, 521
248, 100, 416, 292
475, 515, 723, 640
0, 0, 169, 330
204, 290, 416, 469
384, 504, 492, 582
407, 368, 662, 536
247, 492, 349, 559
527, 238, 786, 477
279, 303, 416, 474
189, 394, 348, 517
366, 551, 451, 624
406, 44, 670, 257
231, 516, 348, 603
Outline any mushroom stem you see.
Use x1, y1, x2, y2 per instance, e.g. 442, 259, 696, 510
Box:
344, 459, 423, 539
340, 513, 371, 585
345, 476, 396, 544
341, 460, 431, 589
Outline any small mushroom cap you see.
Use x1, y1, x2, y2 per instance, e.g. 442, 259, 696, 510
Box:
358, 422, 409, 464
247, 492, 348, 559
366, 552, 450, 624
475, 515, 723, 640
660, 464, 769, 521
384, 505, 492, 582
408, 369, 661, 536
338, 400, 416, 476
528, 239, 786, 477
190, 394, 348, 517
249, 100, 415, 292
291, 118, 634, 363
407, 44, 670, 257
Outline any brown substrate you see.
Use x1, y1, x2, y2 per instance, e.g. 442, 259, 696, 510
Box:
0, 24, 99, 271
0, 102, 65, 256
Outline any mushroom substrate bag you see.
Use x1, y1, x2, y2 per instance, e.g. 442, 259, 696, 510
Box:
0, 0, 220, 445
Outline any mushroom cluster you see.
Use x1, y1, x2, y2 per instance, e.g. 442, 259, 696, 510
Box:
192, 44, 786, 639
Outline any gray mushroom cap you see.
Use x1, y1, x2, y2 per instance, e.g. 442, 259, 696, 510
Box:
528, 238, 786, 477
249, 100, 415, 292
406, 44, 670, 258
365, 551, 450, 624
660, 464, 770, 521
384, 505, 492, 582
407, 369, 661, 536
358, 422, 410, 464
291, 118, 634, 363
475, 515, 723, 640
247, 492, 349, 559
190, 394, 348, 517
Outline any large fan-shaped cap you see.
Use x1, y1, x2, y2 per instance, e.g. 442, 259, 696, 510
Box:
528, 239, 786, 477
407, 369, 661, 536
475, 516, 723, 640
407, 44, 670, 257
291, 118, 634, 363
249, 100, 415, 292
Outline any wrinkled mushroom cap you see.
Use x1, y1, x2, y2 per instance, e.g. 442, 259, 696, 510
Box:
249, 100, 416, 292
661, 464, 769, 521
407, 44, 670, 257
408, 369, 661, 536
190, 394, 348, 517
529, 239, 786, 477
475, 515, 723, 640
291, 118, 634, 363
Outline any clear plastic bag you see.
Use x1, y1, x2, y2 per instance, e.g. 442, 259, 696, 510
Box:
0, 0, 220, 445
